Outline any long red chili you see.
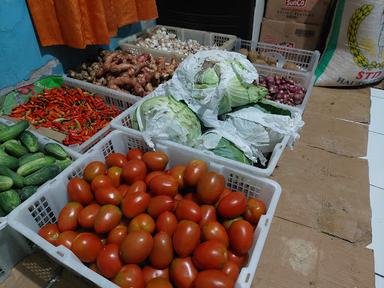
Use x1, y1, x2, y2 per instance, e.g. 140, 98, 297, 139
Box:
10, 85, 121, 145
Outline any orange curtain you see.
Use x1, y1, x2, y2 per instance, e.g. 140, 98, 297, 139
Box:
27, 0, 158, 48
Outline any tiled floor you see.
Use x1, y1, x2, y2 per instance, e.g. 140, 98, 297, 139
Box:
368, 88, 384, 287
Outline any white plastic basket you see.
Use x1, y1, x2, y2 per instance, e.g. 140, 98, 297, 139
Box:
8, 130, 281, 288
110, 98, 299, 176
119, 25, 237, 61
254, 64, 316, 114
0, 219, 32, 283
236, 40, 320, 73
0, 117, 80, 283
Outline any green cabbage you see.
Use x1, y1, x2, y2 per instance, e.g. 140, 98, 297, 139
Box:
194, 67, 220, 89
134, 95, 202, 146
210, 137, 252, 165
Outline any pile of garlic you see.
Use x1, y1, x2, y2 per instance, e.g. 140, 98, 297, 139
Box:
136, 27, 218, 56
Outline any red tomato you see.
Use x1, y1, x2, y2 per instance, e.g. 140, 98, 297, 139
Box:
120, 231, 154, 264
174, 193, 183, 202
108, 167, 122, 188
94, 205, 122, 234
170, 257, 198, 288
156, 211, 178, 236
194, 270, 234, 288
175, 199, 201, 223
143, 151, 169, 171
107, 224, 128, 246
122, 160, 147, 184
196, 172, 225, 204
146, 278, 173, 288
168, 165, 186, 190
217, 188, 232, 204
227, 250, 248, 268
217, 192, 247, 219
149, 175, 178, 197
199, 205, 217, 228
58, 202, 83, 232
127, 213, 155, 234
183, 160, 208, 187
149, 231, 174, 269
183, 193, 199, 204
67, 177, 93, 205
130, 181, 147, 194
106, 153, 128, 168
83, 161, 106, 183
192, 240, 228, 270
97, 243, 123, 279
145, 171, 165, 186
91, 175, 113, 193
222, 260, 240, 280
71, 232, 102, 263
118, 184, 131, 198
173, 220, 200, 257
143, 266, 169, 284
244, 198, 267, 224
78, 203, 100, 228
222, 217, 243, 230
114, 264, 145, 288
127, 149, 144, 161
121, 191, 150, 218
228, 220, 253, 255
38, 223, 60, 246
147, 195, 175, 218
95, 186, 122, 205
202, 222, 229, 247
57, 231, 78, 249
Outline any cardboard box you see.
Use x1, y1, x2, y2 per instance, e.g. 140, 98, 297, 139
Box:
254, 217, 374, 288
272, 142, 371, 245
260, 18, 321, 50
265, 0, 331, 25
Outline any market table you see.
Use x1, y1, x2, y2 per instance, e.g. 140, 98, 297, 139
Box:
1, 86, 374, 288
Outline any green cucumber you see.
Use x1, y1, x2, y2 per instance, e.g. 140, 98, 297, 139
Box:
0, 206, 5, 217
20, 131, 39, 153
19, 152, 45, 167
0, 120, 29, 143
44, 143, 68, 160
17, 156, 56, 177
0, 154, 19, 170
0, 165, 24, 188
3, 140, 28, 157
258, 100, 292, 116
0, 122, 8, 131
0, 147, 7, 156
17, 186, 38, 201
55, 158, 73, 171
0, 190, 21, 214
0, 176, 13, 191
23, 164, 61, 186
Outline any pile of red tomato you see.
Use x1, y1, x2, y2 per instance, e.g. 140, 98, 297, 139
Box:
38, 149, 267, 288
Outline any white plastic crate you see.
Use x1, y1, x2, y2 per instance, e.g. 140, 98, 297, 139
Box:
0, 219, 32, 283
110, 97, 300, 176
8, 130, 281, 288
119, 25, 237, 61
236, 40, 320, 73
0, 117, 80, 283
254, 64, 316, 114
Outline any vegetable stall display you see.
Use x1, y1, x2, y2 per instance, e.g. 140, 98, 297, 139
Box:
67, 50, 180, 97
116, 50, 304, 168
9, 85, 121, 146
0, 121, 73, 215
38, 150, 267, 288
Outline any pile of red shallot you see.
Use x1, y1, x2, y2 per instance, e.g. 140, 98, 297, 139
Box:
259, 76, 306, 106
67, 50, 180, 97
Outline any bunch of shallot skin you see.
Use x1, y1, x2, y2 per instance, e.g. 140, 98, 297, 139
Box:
68, 50, 179, 97
258, 76, 306, 106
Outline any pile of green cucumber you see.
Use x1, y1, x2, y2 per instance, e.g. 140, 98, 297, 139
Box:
0, 120, 73, 216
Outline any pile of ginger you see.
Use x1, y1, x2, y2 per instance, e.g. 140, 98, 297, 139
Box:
68, 50, 179, 97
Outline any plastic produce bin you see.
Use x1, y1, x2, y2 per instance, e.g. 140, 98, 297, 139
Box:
8, 130, 281, 288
